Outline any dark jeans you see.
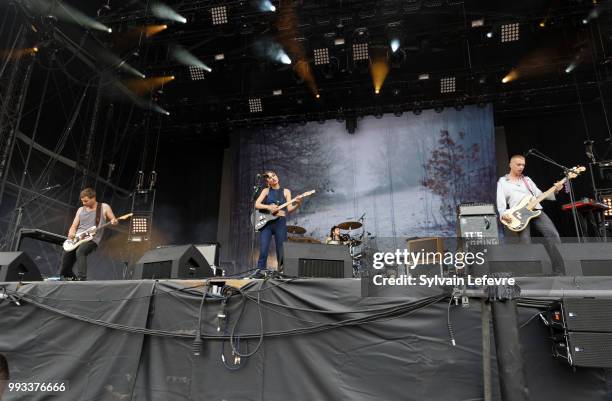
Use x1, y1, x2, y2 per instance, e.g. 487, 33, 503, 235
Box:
507, 211, 565, 273
257, 217, 287, 269
59, 241, 97, 279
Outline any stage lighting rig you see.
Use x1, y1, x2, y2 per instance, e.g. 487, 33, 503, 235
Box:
313, 48, 330, 65
211, 6, 228, 25
501, 23, 519, 42
248, 98, 263, 113
440, 77, 456, 94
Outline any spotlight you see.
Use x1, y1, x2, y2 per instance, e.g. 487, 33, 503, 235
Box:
418, 73, 430, 80
501, 70, 517, 83
316, 93, 320, 99
334, 38, 345, 46
582, 18, 588, 25
151, 3, 188, 24
390, 39, 400, 52
215, 53, 225, 61
440, 77, 455, 93
539, 21, 546, 28
189, 66, 207, 80
272, 89, 282, 96
501, 23, 519, 42
278, 51, 291, 64
486, 31, 493, 39
471, 19, 484, 28
375, 89, 380, 94
260, 0, 276, 12
313, 48, 330, 65
352, 42, 369, 61
107, 28, 113, 33
211, 6, 228, 25
565, 62, 576, 74
248, 98, 263, 113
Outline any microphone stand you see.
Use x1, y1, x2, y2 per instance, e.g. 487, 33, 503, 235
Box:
528, 150, 582, 242
249, 176, 265, 269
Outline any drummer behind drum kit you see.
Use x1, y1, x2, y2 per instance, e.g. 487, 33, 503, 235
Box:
287, 219, 367, 276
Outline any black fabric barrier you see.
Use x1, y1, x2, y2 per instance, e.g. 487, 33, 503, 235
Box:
0, 278, 610, 401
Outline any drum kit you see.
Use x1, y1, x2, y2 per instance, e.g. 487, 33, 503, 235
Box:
287, 218, 368, 276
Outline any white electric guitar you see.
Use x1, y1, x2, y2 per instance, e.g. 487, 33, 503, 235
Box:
63, 213, 133, 251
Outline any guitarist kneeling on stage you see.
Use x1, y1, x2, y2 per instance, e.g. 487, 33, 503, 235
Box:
496, 154, 563, 243
254, 171, 301, 272
59, 188, 118, 280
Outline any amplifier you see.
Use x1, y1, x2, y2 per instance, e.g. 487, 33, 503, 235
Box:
457, 202, 496, 216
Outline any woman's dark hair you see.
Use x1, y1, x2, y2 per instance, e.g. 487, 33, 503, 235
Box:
330, 225, 339, 236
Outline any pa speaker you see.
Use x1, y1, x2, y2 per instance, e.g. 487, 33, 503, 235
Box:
132, 245, 213, 280
0, 252, 42, 282
471, 244, 553, 276
553, 243, 612, 276
284, 243, 352, 278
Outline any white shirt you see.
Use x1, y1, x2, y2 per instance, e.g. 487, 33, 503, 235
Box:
496, 174, 555, 216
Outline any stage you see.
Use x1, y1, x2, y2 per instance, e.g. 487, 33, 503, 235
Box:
1, 276, 611, 401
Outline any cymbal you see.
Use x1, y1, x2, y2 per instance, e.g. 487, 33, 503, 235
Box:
287, 225, 306, 235
337, 221, 362, 230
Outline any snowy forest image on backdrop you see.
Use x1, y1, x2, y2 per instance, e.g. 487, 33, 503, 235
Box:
228, 104, 496, 268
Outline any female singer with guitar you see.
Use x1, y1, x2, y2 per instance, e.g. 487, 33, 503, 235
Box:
59, 188, 118, 281
254, 171, 302, 272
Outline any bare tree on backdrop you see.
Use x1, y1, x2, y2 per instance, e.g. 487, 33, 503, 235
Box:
422, 130, 490, 225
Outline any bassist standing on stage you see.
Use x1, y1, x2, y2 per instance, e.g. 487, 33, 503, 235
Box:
254, 171, 301, 272
497, 154, 563, 243
59, 188, 117, 281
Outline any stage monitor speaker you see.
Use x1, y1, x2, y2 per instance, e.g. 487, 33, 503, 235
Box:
132, 245, 213, 280
553, 243, 612, 276
284, 243, 352, 278
471, 244, 553, 276
195, 243, 219, 269
0, 252, 43, 282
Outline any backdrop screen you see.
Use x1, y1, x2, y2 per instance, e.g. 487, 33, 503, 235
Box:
226, 105, 496, 269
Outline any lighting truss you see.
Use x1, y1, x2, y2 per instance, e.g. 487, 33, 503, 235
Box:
501, 23, 519, 42
352, 42, 369, 61
248, 98, 263, 113
602, 195, 612, 218
313, 48, 330, 65
440, 77, 455, 94
189, 66, 206, 80
211, 6, 228, 25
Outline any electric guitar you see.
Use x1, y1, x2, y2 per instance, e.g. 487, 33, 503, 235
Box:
253, 190, 315, 232
63, 213, 133, 251
501, 166, 585, 232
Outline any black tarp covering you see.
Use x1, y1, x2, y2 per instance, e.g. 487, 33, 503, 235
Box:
0, 278, 610, 401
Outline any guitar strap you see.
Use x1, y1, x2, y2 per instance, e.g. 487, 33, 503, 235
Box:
95, 202, 102, 227
521, 176, 535, 195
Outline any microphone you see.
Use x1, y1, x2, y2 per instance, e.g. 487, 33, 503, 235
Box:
359, 212, 366, 221
257, 173, 269, 179
41, 184, 60, 191
525, 149, 535, 157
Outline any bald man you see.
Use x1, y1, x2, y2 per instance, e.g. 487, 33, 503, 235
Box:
496, 154, 563, 243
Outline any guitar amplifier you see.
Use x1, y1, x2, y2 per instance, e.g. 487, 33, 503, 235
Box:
457, 203, 499, 245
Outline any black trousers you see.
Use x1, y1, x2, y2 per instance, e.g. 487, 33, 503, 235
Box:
59, 241, 97, 279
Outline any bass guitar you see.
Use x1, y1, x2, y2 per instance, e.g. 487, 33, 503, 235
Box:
63, 213, 133, 251
253, 190, 315, 232
501, 166, 585, 232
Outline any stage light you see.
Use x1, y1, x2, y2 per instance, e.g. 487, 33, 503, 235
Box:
278, 52, 292, 65
248, 98, 263, 113
145, 24, 168, 37
471, 19, 484, 28
501, 23, 519, 42
565, 63, 576, 74
375, 89, 380, 94
316, 93, 320, 99
172, 47, 212, 73
352, 42, 369, 60
582, 18, 588, 25
334, 38, 345, 46
151, 3, 188, 24
486, 31, 493, 39
259, 0, 276, 12
539, 21, 546, 28
189, 66, 207, 80
602, 196, 612, 218
390, 39, 400, 53
313, 48, 330, 65
211, 6, 228, 25
501, 70, 518, 83
418, 73, 430, 80
215, 53, 225, 61
440, 77, 455, 93
272, 89, 282, 96
32, 47, 39, 53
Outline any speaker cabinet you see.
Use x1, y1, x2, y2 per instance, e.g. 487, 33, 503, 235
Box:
553, 243, 612, 276
0, 252, 42, 282
284, 243, 352, 278
132, 245, 213, 280
471, 244, 553, 276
